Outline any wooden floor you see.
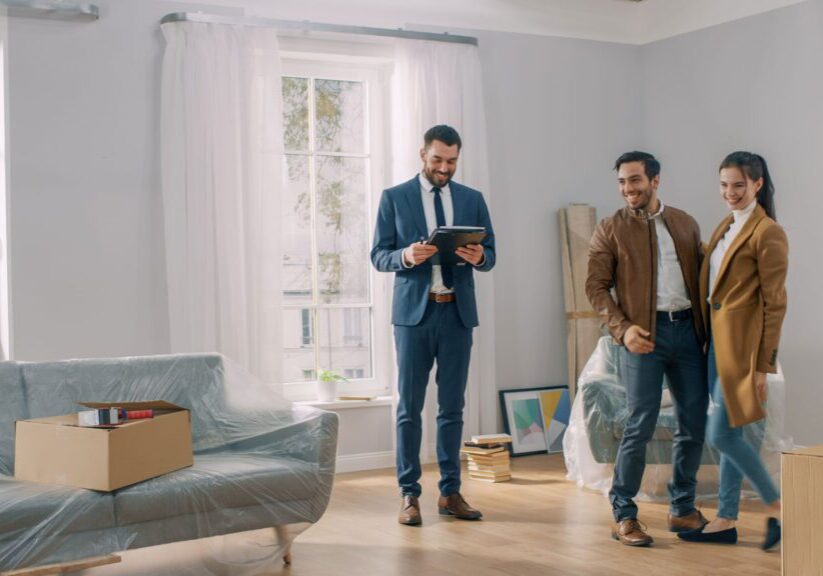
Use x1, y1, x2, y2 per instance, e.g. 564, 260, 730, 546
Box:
82, 455, 780, 575
281, 455, 780, 576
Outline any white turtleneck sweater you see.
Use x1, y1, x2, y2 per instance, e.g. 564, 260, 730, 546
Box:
708, 199, 757, 299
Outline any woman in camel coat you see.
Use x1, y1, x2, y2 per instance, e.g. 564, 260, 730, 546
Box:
679, 152, 788, 551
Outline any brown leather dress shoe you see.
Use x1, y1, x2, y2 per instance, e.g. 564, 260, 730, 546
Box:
668, 509, 709, 533
612, 519, 654, 546
399, 495, 421, 526
437, 492, 483, 520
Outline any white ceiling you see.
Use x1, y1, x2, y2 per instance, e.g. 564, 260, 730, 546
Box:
170, 0, 810, 44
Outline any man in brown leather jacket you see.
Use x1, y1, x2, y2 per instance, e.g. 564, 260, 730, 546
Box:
586, 151, 709, 547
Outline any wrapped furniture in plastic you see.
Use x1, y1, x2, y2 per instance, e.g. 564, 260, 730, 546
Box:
563, 336, 792, 499
0, 354, 338, 573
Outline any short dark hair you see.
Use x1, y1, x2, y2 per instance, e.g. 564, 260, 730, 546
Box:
424, 125, 462, 150
614, 151, 660, 180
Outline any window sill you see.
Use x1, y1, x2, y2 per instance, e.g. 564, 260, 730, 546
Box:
294, 395, 392, 410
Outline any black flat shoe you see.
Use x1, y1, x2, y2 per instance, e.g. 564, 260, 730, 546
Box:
677, 526, 738, 544
762, 517, 780, 551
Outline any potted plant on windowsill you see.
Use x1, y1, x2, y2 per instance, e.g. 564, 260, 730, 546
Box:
316, 370, 348, 402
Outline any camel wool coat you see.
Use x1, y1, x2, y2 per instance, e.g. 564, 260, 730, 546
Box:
699, 203, 788, 427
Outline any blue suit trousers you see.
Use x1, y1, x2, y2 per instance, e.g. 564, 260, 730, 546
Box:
394, 300, 473, 497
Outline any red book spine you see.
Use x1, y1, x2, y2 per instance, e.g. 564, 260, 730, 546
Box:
119, 409, 154, 420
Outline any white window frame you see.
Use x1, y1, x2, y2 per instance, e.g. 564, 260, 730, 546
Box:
279, 49, 393, 402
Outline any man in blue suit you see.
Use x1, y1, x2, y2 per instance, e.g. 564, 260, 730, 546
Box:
371, 125, 496, 526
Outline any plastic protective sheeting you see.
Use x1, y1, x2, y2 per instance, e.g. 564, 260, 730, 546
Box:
89, 524, 310, 576
0, 354, 338, 574
563, 337, 792, 501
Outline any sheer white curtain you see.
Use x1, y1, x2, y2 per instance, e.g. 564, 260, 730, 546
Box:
392, 39, 498, 460
161, 22, 284, 384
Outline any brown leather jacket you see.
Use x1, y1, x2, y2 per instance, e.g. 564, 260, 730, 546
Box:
586, 204, 706, 346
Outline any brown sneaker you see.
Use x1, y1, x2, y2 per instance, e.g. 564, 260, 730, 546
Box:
398, 495, 421, 526
612, 519, 654, 546
437, 492, 483, 520
668, 509, 709, 533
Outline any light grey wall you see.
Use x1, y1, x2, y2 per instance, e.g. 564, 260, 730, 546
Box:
0, 3, 645, 453
642, 0, 823, 444
5, 6, 642, 427
7, 0, 818, 451
7, 1, 173, 360
5, 1, 243, 361
475, 30, 642, 395
335, 406, 393, 455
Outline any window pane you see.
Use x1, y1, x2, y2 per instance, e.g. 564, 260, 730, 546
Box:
279, 71, 378, 393
316, 307, 372, 378
282, 308, 316, 382
314, 79, 365, 153
282, 77, 309, 152
315, 156, 369, 304
282, 155, 313, 305
301, 308, 313, 345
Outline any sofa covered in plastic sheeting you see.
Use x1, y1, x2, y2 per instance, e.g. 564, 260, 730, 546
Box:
0, 354, 338, 572
563, 337, 792, 500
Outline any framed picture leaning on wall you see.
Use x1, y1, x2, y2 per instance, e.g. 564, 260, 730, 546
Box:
499, 386, 571, 456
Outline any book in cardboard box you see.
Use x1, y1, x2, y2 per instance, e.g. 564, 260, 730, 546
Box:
15, 401, 193, 491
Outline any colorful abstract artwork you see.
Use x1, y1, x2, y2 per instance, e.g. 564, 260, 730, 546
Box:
539, 388, 571, 453
499, 386, 569, 456
512, 398, 545, 447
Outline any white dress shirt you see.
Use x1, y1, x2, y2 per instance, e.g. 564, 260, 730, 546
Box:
650, 202, 692, 312
708, 199, 757, 299
406, 173, 454, 294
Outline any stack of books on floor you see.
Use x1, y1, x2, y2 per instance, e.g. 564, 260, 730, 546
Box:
462, 433, 513, 483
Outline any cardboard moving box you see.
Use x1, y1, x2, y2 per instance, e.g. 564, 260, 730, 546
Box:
782, 445, 823, 576
14, 401, 193, 491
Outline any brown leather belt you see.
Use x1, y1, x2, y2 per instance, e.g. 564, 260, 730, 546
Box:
429, 293, 456, 303
657, 308, 692, 322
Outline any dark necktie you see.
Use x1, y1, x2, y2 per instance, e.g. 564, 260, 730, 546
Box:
432, 187, 453, 289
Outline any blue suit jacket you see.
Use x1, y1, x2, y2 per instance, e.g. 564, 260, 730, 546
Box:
370, 176, 496, 328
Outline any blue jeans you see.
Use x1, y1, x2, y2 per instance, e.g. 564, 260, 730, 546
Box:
394, 300, 473, 497
706, 339, 779, 519
610, 312, 708, 522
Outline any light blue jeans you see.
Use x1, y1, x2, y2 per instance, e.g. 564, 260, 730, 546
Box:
707, 339, 779, 519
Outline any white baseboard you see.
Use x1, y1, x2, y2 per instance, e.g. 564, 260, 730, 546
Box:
335, 450, 395, 474
335, 450, 438, 474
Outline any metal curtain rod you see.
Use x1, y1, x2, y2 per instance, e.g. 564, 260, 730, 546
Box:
160, 12, 478, 46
